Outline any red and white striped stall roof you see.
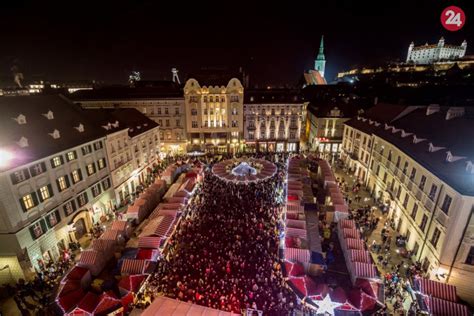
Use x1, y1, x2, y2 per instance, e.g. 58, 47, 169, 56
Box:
288, 189, 304, 197
120, 259, 149, 275
286, 219, 306, 230
287, 203, 304, 213
349, 250, 372, 264
140, 215, 175, 237
286, 227, 307, 239
339, 219, 356, 229
79, 250, 103, 265
91, 238, 115, 253
418, 277, 458, 302
342, 228, 360, 239
345, 238, 365, 250
351, 262, 378, 280
100, 229, 120, 241
428, 297, 469, 316
138, 236, 162, 249
111, 221, 128, 231
284, 247, 310, 263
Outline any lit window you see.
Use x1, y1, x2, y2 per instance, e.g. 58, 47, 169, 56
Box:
67, 151, 76, 161
22, 194, 35, 210
87, 163, 96, 176
72, 169, 82, 183
52, 156, 62, 167
57, 176, 68, 191
98, 158, 106, 170
39, 185, 51, 200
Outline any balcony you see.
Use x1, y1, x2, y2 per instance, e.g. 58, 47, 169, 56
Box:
435, 207, 449, 227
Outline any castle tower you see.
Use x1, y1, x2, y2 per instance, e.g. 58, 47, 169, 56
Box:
314, 36, 326, 79
406, 41, 415, 62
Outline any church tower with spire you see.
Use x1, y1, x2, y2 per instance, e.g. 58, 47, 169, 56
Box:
314, 35, 326, 79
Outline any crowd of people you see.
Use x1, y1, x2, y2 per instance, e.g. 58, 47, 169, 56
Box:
5, 253, 74, 316
149, 155, 297, 314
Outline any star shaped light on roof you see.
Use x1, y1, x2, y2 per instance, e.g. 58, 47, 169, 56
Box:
315, 294, 342, 316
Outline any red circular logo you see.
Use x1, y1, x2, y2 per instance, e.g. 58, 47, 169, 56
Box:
441, 6, 466, 31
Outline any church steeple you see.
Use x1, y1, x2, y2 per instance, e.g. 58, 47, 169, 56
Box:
315, 35, 326, 79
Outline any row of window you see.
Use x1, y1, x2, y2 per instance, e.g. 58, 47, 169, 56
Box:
11, 142, 104, 186
151, 107, 180, 115
28, 178, 111, 241
189, 95, 240, 103
248, 130, 297, 140
19, 159, 107, 212
158, 119, 180, 127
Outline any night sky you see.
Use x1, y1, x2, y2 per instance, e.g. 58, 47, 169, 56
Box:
0, 0, 473, 86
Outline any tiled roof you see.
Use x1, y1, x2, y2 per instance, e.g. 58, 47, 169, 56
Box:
0, 95, 107, 171
70, 83, 182, 101
345, 104, 474, 196
244, 89, 304, 104
83, 108, 159, 138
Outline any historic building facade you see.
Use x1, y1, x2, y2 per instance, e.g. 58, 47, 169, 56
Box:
341, 104, 474, 304
305, 103, 359, 159
407, 37, 467, 64
84, 108, 160, 207
72, 82, 186, 155
243, 90, 306, 153
184, 78, 244, 154
0, 96, 115, 283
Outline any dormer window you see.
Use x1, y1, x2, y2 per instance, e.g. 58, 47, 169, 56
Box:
75, 124, 85, 132
14, 114, 27, 125
49, 129, 60, 139
43, 110, 54, 120
17, 137, 29, 148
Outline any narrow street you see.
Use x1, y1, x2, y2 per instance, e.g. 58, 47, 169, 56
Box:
332, 162, 416, 313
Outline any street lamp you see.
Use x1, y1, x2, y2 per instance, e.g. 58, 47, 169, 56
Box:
0, 149, 13, 167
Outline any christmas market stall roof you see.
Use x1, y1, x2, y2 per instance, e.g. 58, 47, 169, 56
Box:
142, 296, 238, 316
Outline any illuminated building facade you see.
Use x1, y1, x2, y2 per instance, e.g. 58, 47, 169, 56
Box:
407, 37, 467, 64
0, 96, 115, 283
341, 104, 474, 304
305, 103, 359, 158
184, 78, 244, 154
243, 90, 306, 153
84, 108, 160, 207
72, 82, 186, 155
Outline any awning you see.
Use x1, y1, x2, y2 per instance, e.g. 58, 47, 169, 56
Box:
351, 262, 378, 280
349, 250, 372, 263
138, 236, 162, 249
345, 238, 365, 250
286, 227, 307, 239
284, 247, 310, 263
342, 227, 361, 239
286, 219, 306, 230
427, 297, 469, 316
120, 259, 149, 275
339, 219, 356, 229
415, 277, 457, 302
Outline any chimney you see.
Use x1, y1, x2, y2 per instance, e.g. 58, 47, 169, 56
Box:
445, 107, 465, 120
426, 104, 440, 116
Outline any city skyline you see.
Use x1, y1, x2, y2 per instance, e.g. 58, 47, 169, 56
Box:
0, 1, 473, 86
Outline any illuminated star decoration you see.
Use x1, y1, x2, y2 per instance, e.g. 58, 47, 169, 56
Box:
315, 294, 342, 316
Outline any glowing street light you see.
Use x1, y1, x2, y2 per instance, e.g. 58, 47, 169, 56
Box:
0, 149, 13, 167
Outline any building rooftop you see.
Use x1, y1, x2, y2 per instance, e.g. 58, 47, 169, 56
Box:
0, 95, 107, 171
244, 89, 304, 104
345, 104, 474, 196
70, 82, 182, 101
83, 108, 159, 138
307, 101, 363, 118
